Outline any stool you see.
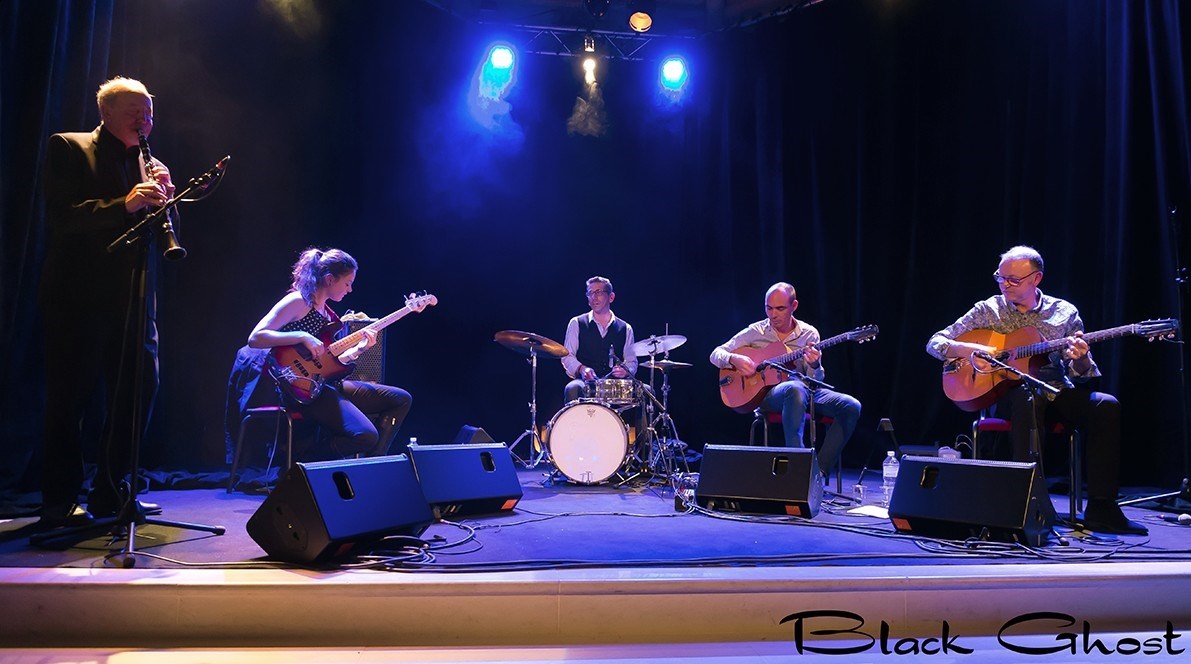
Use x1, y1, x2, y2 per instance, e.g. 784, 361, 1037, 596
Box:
227, 405, 301, 493
972, 413, 1082, 521
749, 408, 842, 492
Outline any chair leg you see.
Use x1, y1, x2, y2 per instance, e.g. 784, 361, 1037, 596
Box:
971, 420, 980, 460
228, 415, 251, 494
1069, 431, 1082, 522
749, 418, 760, 446
284, 415, 294, 472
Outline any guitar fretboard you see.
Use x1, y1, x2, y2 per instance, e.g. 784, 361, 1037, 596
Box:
1012, 324, 1141, 359
329, 307, 414, 355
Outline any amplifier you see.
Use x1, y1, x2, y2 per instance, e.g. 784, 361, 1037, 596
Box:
344, 319, 386, 383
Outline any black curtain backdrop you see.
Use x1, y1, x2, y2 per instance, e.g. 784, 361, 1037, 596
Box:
2, 1, 1189, 495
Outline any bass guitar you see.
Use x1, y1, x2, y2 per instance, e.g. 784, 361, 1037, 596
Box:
718, 325, 879, 413
940, 318, 1178, 412
268, 292, 438, 404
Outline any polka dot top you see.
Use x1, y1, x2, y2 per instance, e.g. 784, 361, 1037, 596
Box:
280, 305, 344, 339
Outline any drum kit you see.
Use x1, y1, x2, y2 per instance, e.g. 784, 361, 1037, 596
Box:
494, 329, 693, 486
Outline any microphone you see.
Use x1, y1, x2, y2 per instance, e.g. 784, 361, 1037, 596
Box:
1161, 513, 1191, 524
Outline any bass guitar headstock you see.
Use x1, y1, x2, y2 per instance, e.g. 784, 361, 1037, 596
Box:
405, 291, 439, 313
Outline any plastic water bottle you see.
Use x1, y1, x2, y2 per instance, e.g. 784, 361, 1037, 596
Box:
881, 451, 899, 507
938, 445, 961, 460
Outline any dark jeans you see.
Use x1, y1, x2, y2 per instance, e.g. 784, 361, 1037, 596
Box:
760, 379, 862, 477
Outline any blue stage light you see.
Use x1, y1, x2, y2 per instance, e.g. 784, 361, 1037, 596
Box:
659, 57, 688, 91
489, 45, 514, 70
479, 43, 517, 101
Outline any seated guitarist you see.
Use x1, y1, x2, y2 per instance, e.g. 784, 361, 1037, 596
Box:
926, 245, 1145, 535
711, 282, 862, 478
247, 247, 412, 458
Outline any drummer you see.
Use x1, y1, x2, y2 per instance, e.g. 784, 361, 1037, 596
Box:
561, 276, 639, 403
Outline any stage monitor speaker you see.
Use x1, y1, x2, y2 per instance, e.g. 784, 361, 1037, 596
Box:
409, 443, 522, 518
695, 444, 822, 517
344, 319, 385, 383
888, 456, 1056, 546
451, 425, 496, 445
246, 455, 432, 565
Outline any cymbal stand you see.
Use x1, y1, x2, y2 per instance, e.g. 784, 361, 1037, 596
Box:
509, 344, 548, 468
615, 360, 688, 486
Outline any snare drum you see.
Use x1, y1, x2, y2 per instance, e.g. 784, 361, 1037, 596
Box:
547, 401, 629, 484
584, 378, 639, 405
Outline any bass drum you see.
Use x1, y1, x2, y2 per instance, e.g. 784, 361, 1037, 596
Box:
547, 401, 629, 484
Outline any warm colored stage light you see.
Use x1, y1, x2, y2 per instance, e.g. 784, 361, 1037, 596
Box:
583, 56, 598, 85
627, 0, 655, 32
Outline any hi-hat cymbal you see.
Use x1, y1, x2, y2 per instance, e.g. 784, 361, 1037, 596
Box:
494, 330, 569, 358
631, 334, 687, 357
641, 359, 693, 371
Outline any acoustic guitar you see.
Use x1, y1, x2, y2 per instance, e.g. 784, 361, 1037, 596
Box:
940, 319, 1178, 412
717, 325, 879, 413
268, 292, 438, 404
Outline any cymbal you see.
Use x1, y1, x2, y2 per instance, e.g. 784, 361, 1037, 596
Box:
641, 359, 693, 371
631, 334, 687, 357
494, 330, 569, 358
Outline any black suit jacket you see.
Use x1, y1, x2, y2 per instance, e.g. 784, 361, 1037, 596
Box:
40, 126, 174, 315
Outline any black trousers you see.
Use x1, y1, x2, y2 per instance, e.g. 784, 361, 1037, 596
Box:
300, 380, 412, 457
1002, 384, 1121, 501
41, 287, 158, 509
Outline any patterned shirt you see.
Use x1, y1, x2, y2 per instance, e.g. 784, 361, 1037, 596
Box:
926, 289, 1099, 391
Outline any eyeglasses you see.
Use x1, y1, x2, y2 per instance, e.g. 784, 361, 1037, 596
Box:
585, 289, 609, 298
992, 270, 1040, 287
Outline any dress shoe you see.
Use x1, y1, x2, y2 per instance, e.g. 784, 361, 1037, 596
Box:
39, 503, 95, 528
1081, 499, 1148, 536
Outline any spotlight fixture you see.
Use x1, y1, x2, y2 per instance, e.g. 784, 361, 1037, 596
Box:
627, 0, 655, 32
584, 0, 611, 19
584, 33, 596, 53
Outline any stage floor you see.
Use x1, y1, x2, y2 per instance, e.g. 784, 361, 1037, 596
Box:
1, 465, 1190, 656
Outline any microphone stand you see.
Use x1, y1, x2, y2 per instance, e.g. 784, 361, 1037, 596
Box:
1121, 206, 1191, 509
34, 158, 231, 565
973, 351, 1060, 468
107, 156, 229, 255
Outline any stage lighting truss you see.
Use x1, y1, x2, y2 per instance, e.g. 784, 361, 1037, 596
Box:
510, 25, 688, 62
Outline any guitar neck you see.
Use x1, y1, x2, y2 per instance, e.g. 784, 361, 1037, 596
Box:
1012, 324, 1139, 359
328, 307, 413, 356
766, 332, 849, 366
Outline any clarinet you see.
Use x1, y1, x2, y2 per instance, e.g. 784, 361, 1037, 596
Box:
137, 130, 187, 261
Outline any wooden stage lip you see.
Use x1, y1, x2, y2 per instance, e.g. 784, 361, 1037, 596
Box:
1, 562, 1189, 649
